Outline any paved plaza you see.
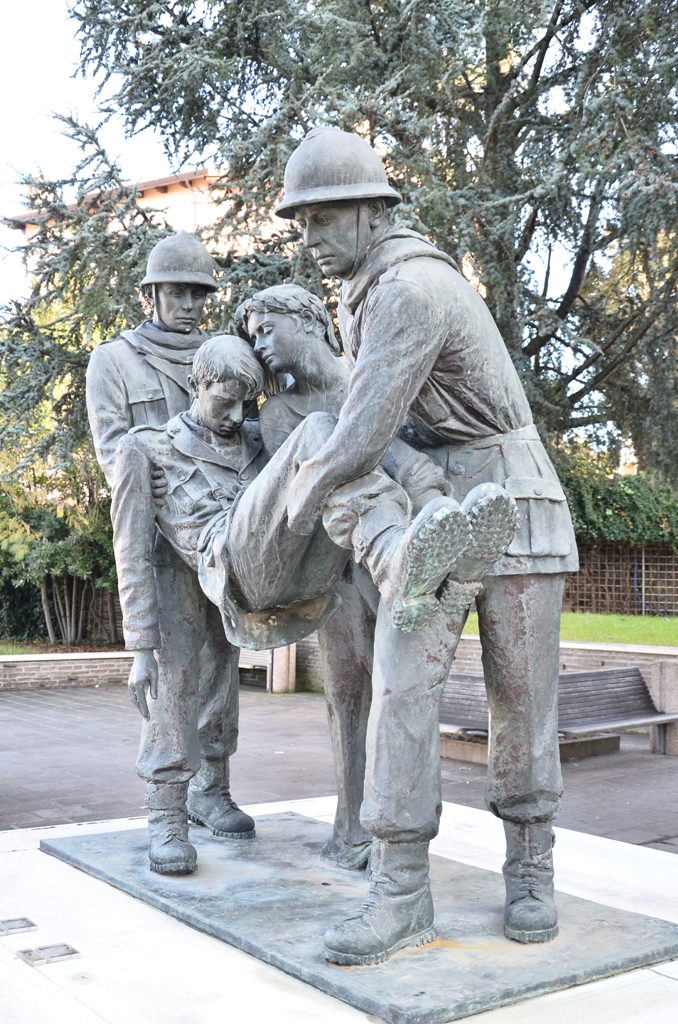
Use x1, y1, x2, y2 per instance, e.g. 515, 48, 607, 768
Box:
1, 683, 678, 851
2, 682, 678, 1023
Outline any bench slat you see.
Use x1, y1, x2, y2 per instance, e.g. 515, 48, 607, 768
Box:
439, 665, 671, 739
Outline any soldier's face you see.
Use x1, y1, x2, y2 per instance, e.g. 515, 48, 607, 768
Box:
155, 283, 207, 333
247, 310, 304, 374
295, 201, 366, 279
195, 379, 249, 437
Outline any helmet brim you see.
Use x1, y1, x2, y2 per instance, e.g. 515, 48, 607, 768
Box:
274, 182, 402, 219
140, 271, 218, 292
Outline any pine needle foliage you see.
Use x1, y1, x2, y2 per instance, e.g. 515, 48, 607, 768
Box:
72, 0, 678, 479
0, 120, 176, 636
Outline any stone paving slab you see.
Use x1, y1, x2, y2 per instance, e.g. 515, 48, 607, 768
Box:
41, 811, 678, 1024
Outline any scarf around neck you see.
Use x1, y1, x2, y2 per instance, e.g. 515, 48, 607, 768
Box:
132, 320, 208, 364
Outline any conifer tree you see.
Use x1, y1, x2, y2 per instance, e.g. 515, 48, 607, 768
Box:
71, 0, 678, 477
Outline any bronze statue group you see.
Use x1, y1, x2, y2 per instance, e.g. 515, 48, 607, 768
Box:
86, 129, 578, 967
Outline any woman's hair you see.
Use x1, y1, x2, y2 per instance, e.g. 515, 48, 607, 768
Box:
234, 284, 341, 356
190, 334, 265, 398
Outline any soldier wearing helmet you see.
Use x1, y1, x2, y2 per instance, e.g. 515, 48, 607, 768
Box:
86, 231, 255, 877
275, 128, 578, 964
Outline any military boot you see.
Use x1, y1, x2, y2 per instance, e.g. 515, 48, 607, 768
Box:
323, 840, 435, 965
503, 821, 558, 943
187, 761, 255, 839
363, 496, 472, 632
146, 782, 197, 875
439, 483, 519, 617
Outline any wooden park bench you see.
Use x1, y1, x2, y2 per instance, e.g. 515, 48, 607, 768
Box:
439, 665, 678, 757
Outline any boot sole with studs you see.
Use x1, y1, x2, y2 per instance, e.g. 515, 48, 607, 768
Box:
149, 860, 197, 875
401, 503, 471, 602
455, 487, 519, 581
323, 926, 436, 966
504, 923, 559, 943
187, 811, 255, 839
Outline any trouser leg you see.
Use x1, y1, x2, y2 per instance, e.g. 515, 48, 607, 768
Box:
136, 560, 205, 785
477, 573, 564, 824
187, 597, 255, 838
360, 602, 464, 843
318, 566, 377, 869
196, 598, 240, 763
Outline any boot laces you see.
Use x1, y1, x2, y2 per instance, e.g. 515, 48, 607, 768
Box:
158, 807, 187, 843
515, 848, 551, 898
359, 872, 388, 921
217, 784, 238, 811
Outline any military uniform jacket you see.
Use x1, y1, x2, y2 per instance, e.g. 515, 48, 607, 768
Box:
325, 228, 578, 574
111, 414, 267, 651
86, 323, 206, 487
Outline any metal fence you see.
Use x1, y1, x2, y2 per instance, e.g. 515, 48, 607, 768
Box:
564, 545, 678, 616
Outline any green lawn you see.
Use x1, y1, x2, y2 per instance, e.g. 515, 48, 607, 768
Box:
463, 611, 678, 646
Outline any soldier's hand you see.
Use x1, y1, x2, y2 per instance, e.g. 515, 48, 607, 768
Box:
129, 649, 159, 720
150, 467, 168, 504
400, 455, 447, 499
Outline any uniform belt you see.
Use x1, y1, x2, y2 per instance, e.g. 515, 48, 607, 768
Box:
445, 423, 540, 450
425, 424, 566, 502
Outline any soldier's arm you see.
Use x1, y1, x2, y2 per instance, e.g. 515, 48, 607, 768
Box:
110, 433, 162, 653
86, 345, 133, 486
286, 279, 445, 532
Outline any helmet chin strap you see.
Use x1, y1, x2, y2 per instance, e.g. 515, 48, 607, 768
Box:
348, 203, 370, 279
152, 283, 170, 331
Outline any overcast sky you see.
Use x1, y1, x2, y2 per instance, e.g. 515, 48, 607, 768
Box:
0, 0, 173, 305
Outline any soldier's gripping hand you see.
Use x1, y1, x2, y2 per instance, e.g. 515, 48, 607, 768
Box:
129, 649, 159, 720
150, 467, 168, 505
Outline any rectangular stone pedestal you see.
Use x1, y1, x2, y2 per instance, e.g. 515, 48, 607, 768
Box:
41, 812, 678, 1024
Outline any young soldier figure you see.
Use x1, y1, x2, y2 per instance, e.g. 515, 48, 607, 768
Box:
109, 334, 509, 871
86, 232, 254, 874
273, 128, 579, 963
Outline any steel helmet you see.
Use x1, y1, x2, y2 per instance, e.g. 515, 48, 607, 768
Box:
140, 231, 218, 291
274, 127, 402, 219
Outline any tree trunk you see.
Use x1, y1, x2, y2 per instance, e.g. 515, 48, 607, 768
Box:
62, 579, 72, 645
76, 580, 88, 644
71, 576, 78, 645
52, 578, 66, 644
40, 580, 57, 645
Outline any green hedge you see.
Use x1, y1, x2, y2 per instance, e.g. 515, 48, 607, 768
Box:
556, 456, 678, 549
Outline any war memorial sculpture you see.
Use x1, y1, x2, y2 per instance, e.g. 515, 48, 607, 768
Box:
84, 127, 582, 969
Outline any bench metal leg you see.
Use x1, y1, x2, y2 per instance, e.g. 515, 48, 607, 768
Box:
654, 722, 667, 755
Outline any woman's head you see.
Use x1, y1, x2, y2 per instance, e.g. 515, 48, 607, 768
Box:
235, 284, 340, 375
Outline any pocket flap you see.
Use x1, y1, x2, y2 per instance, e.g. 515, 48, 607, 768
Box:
127, 385, 164, 404
505, 476, 566, 501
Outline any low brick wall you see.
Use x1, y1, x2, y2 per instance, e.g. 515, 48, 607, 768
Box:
0, 648, 271, 692
0, 652, 134, 692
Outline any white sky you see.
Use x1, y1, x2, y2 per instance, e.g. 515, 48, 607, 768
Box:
0, 0, 173, 305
